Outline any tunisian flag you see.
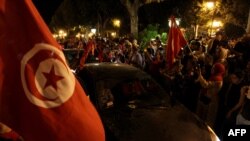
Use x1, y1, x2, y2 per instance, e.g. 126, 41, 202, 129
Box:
166, 16, 187, 69
0, 0, 105, 141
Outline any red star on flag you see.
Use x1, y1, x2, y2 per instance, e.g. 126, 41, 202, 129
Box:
43, 65, 64, 90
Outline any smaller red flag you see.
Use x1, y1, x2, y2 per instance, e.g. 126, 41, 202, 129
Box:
79, 39, 95, 67
166, 16, 187, 69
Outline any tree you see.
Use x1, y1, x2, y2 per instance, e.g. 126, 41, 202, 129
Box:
224, 23, 246, 39
221, 0, 250, 32
120, 0, 165, 38
50, 0, 127, 35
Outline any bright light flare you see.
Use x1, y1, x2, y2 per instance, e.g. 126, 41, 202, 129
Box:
206, 1, 215, 10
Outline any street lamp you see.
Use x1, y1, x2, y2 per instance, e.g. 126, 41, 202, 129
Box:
208, 20, 222, 35
91, 28, 97, 34
168, 18, 180, 27
212, 20, 222, 28
204, 1, 217, 36
113, 19, 121, 28
205, 1, 215, 10
112, 19, 120, 37
58, 29, 67, 39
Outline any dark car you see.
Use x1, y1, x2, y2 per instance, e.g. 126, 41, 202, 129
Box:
76, 63, 220, 141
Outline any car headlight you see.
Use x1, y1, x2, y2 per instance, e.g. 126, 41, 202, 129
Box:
207, 125, 220, 141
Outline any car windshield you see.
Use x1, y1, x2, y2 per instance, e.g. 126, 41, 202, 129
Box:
96, 77, 170, 110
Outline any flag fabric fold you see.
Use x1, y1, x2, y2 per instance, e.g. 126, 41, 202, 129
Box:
166, 16, 187, 69
0, 0, 105, 141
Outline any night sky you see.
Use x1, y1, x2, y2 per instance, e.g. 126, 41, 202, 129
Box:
32, 0, 64, 24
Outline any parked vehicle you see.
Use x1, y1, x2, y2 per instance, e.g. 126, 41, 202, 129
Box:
76, 62, 220, 141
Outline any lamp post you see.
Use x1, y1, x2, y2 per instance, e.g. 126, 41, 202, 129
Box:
113, 19, 120, 37
205, 1, 216, 36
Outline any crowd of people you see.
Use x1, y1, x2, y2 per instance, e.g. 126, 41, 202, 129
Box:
60, 31, 250, 139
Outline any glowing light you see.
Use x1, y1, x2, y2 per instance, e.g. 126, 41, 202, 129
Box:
168, 18, 180, 27
111, 32, 116, 37
91, 28, 96, 34
206, 1, 215, 10
212, 20, 222, 28
53, 34, 58, 38
58, 30, 67, 38
113, 19, 121, 28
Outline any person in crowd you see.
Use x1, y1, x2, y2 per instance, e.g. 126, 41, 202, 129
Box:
161, 60, 184, 97
143, 48, 154, 73
180, 55, 201, 113
227, 37, 239, 56
129, 44, 144, 69
216, 70, 245, 137
155, 35, 162, 49
123, 40, 133, 63
242, 60, 250, 85
226, 85, 250, 125
214, 42, 229, 77
118, 38, 126, 52
148, 39, 157, 56
196, 62, 225, 129
233, 34, 250, 67
201, 54, 214, 79
148, 51, 165, 84
207, 31, 223, 58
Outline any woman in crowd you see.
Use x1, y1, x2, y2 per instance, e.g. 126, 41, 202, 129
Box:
196, 62, 226, 128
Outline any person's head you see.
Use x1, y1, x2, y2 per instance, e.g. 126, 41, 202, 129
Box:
215, 31, 223, 41
124, 40, 132, 49
190, 40, 201, 51
230, 70, 244, 84
228, 38, 238, 48
215, 46, 229, 60
150, 39, 156, 46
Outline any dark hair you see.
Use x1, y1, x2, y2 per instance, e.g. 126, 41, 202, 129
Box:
216, 31, 223, 36
232, 69, 244, 79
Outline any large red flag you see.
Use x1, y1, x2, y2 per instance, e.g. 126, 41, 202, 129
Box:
0, 0, 105, 141
166, 16, 187, 69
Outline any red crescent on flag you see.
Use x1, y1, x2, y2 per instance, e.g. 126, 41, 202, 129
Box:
21, 43, 75, 108
24, 49, 67, 101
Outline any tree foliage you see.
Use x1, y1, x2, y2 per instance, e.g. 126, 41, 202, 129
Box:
224, 23, 246, 39
138, 24, 167, 49
50, 0, 127, 32
221, 0, 250, 27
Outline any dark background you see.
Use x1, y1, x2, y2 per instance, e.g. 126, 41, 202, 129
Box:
33, 0, 63, 24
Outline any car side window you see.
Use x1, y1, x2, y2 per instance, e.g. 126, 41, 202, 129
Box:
96, 81, 114, 110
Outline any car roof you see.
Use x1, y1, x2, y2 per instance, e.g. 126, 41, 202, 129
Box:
79, 63, 150, 80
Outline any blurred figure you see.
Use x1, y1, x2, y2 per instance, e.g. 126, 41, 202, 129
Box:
207, 31, 223, 58
196, 63, 225, 129
226, 85, 250, 125
129, 44, 144, 69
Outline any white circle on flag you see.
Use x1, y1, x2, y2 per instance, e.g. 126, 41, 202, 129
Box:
21, 43, 75, 108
